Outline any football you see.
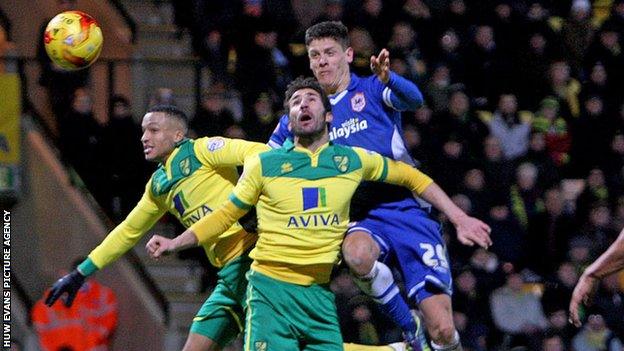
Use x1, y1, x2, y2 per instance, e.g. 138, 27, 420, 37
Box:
43, 10, 103, 71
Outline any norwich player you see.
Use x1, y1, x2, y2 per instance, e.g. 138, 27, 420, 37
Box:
45, 105, 403, 351
147, 77, 491, 351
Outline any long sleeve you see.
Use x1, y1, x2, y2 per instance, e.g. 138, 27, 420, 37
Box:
385, 72, 424, 111
85, 181, 166, 274
194, 136, 270, 167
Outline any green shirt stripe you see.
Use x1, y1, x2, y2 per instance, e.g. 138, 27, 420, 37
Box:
229, 193, 253, 210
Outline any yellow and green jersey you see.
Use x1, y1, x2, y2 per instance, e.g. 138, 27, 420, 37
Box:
80, 137, 269, 276
191, 139, 433, 285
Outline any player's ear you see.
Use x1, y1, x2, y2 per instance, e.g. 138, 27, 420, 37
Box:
345, 47, 354, 64
325, 111, 333, 123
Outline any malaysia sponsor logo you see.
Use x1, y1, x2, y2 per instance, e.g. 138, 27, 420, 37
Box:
329, 118, 368, 140
351, 92, 366, 112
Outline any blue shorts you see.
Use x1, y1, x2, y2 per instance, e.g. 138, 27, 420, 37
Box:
346, 206, 453, 304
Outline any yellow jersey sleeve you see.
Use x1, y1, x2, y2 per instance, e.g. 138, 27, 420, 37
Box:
194, 137, 270, 168
354, 147, 433, 194
88, 180, 167, 269
189, 154, 263, 245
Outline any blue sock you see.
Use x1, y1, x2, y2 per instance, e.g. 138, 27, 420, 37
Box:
353, 261, 416, 333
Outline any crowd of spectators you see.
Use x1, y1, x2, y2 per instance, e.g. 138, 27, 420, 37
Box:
40, 0, 624, 350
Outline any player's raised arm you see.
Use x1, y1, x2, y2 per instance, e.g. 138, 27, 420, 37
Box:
371, 48, 423, 111
357, 148, 492, 249
569, 228, 624, 326
46, 183, 166, 307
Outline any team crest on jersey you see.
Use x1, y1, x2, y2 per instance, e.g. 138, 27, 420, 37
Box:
333, 155, 350, 172
281, 162, 293, 173
254, 341, 267, 351
207, 138, 225, 151
350, 92, 366, 112
179, 157, 191, 176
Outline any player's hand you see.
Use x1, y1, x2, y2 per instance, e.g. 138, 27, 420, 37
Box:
569, 274, 598, 327
454, 215, 492, 249
45, 270, 86, 308
146, 235, 175, 259
370, 48, 390, 84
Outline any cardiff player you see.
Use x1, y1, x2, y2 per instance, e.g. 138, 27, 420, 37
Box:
268, 22, 492, 350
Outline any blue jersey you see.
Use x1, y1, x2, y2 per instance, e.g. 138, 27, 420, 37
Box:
269, 72, 427, 219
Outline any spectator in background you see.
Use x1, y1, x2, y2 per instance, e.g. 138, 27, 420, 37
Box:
148, 87, 176, 107
425, 64, 452, 114
489, 270, 549, 348
436, 89, 489, 161
59, 88, 106, 202
509, 162, 543, 230
387, 21, 423, 83
37, 0, 90, 123
31, 258, 118, 351
576, 168, 611, 221
463, 25, 499, 106
541, 333, 566, 351
312, 0, 344, 24
531, 97, 571, 167
572, 314, 623, 351
515, 30, 552, 109
434, 29, 465, 84
190, 87, 236, 137
486, 198, 527, 266
547, 61, 581, 120
102, 95, 150, 221
348, 27, 376, 76
527, 188, 577, 276
460, 168, 489, 219
487, 94, 531, 160
591, 274, 624, 338
561, 0, 595, 75
481, 136, 514, 197
521, 131, 560, 187
239, 93, 277, 142
585, 23, 623, 102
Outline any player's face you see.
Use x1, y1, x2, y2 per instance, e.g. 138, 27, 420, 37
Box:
307, 38, 353, 94
288, 88, 332, 138
141, 112, 183, 162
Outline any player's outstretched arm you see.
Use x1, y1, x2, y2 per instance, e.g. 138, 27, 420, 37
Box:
419, 182, 492, 249
569, 228, 624, 326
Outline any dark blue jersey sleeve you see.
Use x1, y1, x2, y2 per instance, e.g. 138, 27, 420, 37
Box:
385, 72, 424, 111
268, 114, 292, 148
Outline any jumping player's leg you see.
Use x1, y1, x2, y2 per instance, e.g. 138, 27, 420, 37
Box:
342, 229, 428, 350
418, 295, 461, 351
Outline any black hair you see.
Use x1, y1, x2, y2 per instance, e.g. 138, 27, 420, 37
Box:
283, 77, 332, 113
147, 104, 188, 133
305, 21, 349, 48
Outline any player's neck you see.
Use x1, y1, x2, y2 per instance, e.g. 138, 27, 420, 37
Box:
325, 72, 351, 95
295, 132, 329, 153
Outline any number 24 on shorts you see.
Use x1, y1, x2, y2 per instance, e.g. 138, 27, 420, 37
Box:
419, 243, 449, 269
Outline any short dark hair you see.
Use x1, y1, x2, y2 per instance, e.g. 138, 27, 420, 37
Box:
305, 21, 349, 48
147, 104, 188, 133
283, 77, 332, 113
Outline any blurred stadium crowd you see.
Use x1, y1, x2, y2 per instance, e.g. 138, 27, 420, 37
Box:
34, 0, 624, 350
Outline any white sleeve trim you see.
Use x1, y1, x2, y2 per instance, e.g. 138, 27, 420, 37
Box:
267, 140, 282, 149
382, 87, 395, 110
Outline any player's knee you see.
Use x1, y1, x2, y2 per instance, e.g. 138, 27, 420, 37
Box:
429, 321, 456, 345
342, 231, 379, 276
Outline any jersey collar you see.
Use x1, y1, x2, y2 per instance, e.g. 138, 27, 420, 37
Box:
329, 73, 359, 105
282, 138, 333, 154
